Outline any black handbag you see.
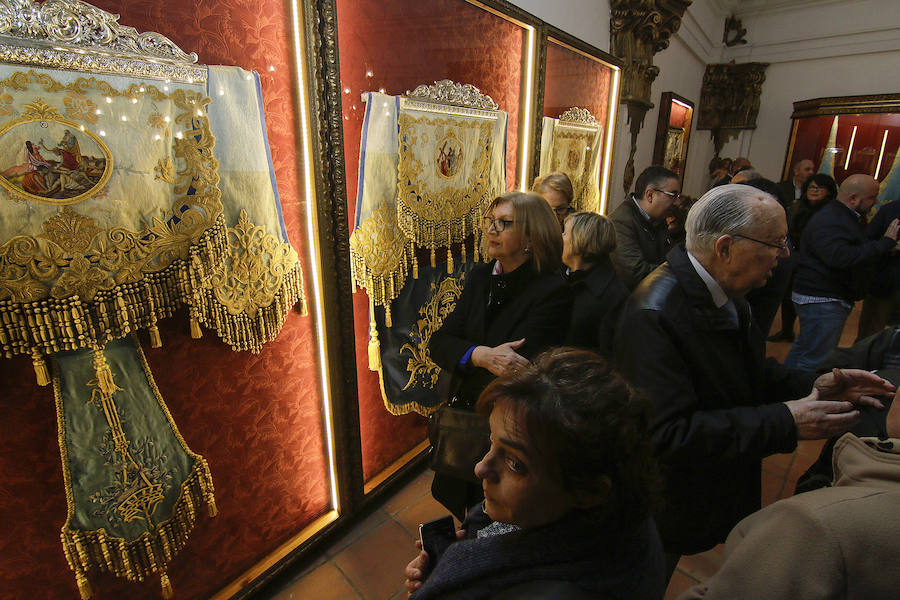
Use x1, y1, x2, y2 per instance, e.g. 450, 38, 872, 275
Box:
427, 405, 491, 483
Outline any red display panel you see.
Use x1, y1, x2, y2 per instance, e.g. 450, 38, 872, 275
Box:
335, 0, 529, 483
543, 39, 612, 128
789, 113, 900, 185
0, 1, 331, 599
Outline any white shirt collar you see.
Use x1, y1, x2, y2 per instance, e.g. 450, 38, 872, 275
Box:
632, 195, 652, 222
687, 251, 730, 308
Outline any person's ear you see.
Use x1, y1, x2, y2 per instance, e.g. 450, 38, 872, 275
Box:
714, 234, 733, 261
642, 186, 654, 204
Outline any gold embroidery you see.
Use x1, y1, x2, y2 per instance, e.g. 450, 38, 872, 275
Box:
0, 69, 306, 361
53, 338, 217, 595
397, 113, 494, 258
550, 129, 600, 213
349, 199, 410, 320
63, 91, 98, 124
154, 156, 176, 183
208, 209, 299, 316
398, 271, 466, 406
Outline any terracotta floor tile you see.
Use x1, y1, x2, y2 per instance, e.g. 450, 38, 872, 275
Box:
676, 544, 727, 582
326, 509, 391, 558
333, 517, 416, 600
761, 470, 785, 507
273, 561, 362, 600
392, 490, 457, 540
382, 468, 433, 515
762, 451, 794, 476
665, 568, 701, 600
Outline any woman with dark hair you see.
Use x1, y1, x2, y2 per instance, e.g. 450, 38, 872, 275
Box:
769, 173, 838, 342
429, 191, 572, 519
562, 211, 628, 355
406, 348, 664, 600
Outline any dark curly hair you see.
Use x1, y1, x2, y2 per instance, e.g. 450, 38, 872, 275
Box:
476, 347, 660, 533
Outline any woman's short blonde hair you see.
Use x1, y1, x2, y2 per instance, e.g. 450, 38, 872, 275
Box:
484, 191, 562, 274
564, 211, 617, 262
533, 172, 574, 204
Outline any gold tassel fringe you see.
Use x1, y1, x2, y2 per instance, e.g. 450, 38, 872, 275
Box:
0, 212, 310, 358
32, 348, 50, 386
60, 459, 216, 588
161, 572, 173, 599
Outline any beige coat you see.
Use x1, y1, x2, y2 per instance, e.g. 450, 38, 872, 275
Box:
679, 434, 900, 599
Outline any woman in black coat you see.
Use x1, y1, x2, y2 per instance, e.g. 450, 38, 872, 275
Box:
429, 191, 572, 519
562, 211, 629, 356
769, 173, 837, 342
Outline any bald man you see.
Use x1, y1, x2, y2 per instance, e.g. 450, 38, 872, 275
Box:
786, 174, 900, 371
776, 159, 815, 208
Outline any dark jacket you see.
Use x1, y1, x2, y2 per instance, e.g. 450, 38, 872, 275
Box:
867, 200, 900, 296
615, 245, 815, 554
410, 504, 664, 600
430, 259, 573, 409
794, 200, 896, 302
609, 197, 672, 290
775, 179, 799, 209
565, 257, 629, 356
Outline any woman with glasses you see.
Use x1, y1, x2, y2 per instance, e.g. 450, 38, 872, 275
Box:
769, 173, 837, 342
533, 172, 574, 229
429, 191, 572, 519
562, 211, 628, 356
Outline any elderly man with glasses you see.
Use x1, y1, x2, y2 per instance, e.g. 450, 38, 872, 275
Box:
615, 184, 894, 580
610, 165, 680, 290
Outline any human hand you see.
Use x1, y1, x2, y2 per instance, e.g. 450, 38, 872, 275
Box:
404, 541, 429, 597
884, 218, 900, 241
886, 387, 900, 438
404, 529, 466, 596
813, 368, 893, 409
785, 389, 860, 440
471, 338, 529, 377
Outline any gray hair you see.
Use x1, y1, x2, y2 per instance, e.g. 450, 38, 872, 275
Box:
686, 184, 774, 255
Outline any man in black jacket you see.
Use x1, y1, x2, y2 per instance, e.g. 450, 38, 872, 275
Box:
615, 184, 893, 577
775, 158, 814, 208
786, 174, 899, 371
610, 165, 679, 290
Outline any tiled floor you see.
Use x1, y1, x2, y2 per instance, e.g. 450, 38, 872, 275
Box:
267, 305, 864, 600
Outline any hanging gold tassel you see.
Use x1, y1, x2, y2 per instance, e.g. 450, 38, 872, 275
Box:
207, 496, 218, 518
446, 229, 454, 274
149, 325, 162, 348
189, 317, 202, 339
367, 299, 381, 371
75, 570, 92, 600
161, 572, 174, 599
430, 247, 436, 268
31, 348, 50, 386
411, 241, 419, 280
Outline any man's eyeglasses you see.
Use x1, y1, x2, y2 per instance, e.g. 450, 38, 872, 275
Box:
552, 206, 571, 218
732, 233, 789, 253
652, 188, 680, 201
483, 216, 515, 232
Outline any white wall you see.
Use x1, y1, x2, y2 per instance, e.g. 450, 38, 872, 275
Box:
608, 34, 712, 207
509, 0, 610, 51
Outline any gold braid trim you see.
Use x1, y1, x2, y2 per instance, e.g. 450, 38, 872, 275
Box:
59, 460, 216, 584
396, 114, 494, 259
53, 337, 217, 598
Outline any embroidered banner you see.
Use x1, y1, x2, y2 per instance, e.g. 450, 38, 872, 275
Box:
539, 116, 603, 213
0, 66, 305, 380
350, 92, 505, 324
54, 336, 216, 599
374, 255, 475, 416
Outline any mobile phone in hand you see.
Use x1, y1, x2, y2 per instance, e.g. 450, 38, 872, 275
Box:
418, 515, 456, 575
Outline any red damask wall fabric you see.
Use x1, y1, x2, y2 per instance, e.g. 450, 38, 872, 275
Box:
0, 1, 331, 598
544, 40, 612, 132
336, 0, 528, 481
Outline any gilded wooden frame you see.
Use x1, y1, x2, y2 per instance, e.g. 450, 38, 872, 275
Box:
652, 91, 694, 189
781, 93, 900, 180
534, 25, 623, 211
